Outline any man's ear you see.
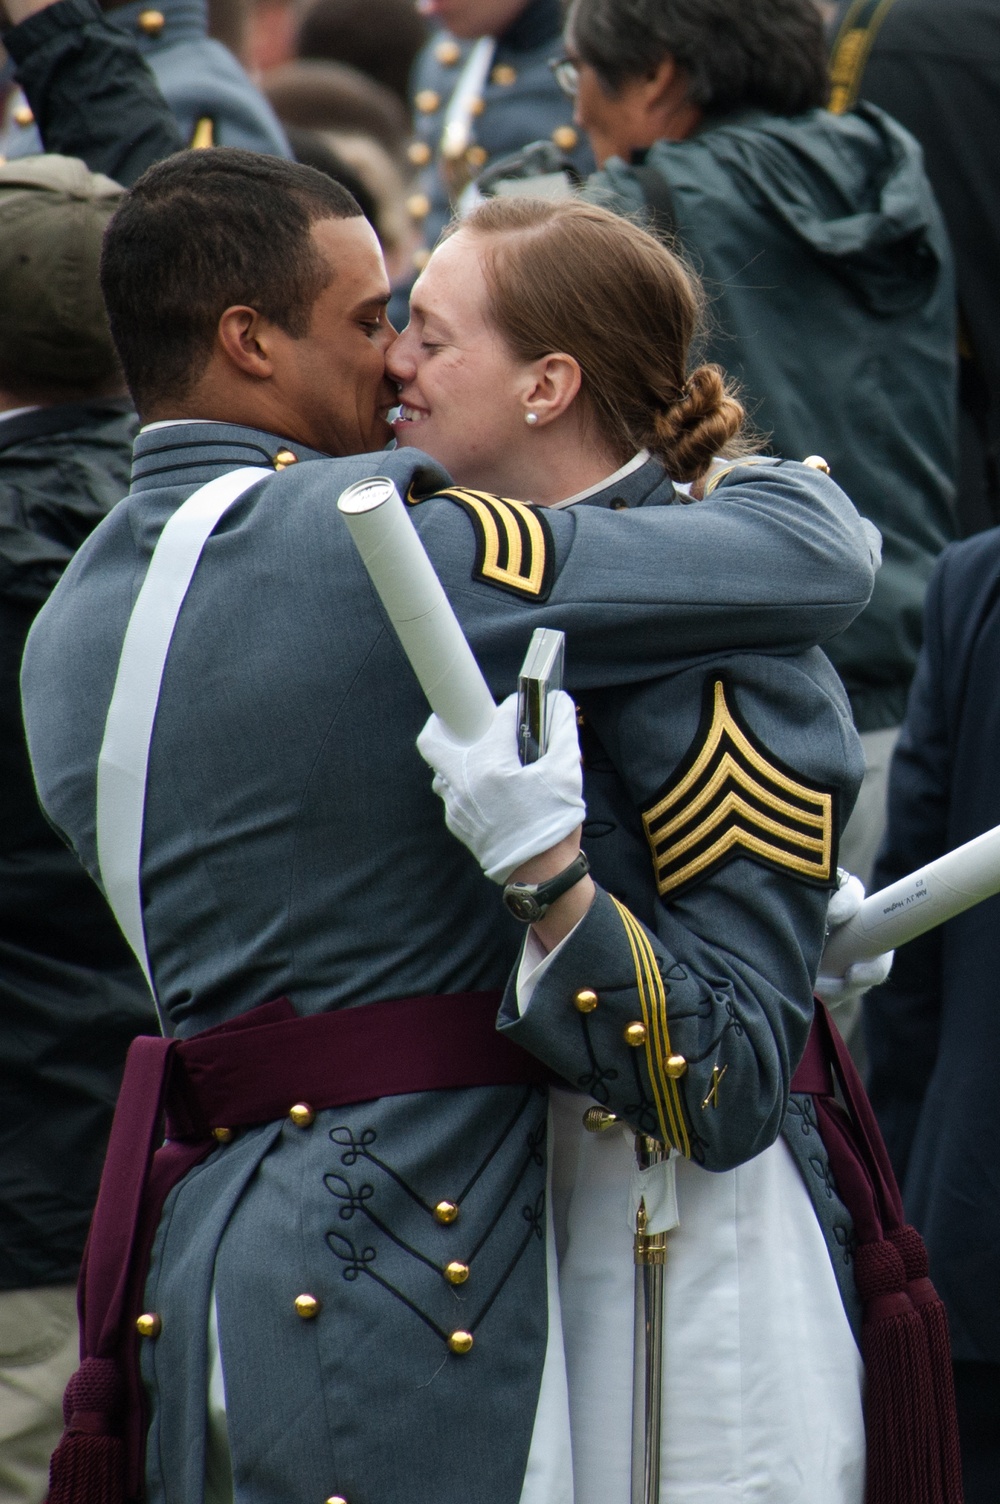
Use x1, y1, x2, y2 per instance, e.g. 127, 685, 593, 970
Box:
523, 353, 583, 426
216, 306, 276, 381
643, 54, 679, 109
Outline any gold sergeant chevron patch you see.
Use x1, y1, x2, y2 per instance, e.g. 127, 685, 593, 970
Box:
413, 486, 554, 599
643, 677, 837, 899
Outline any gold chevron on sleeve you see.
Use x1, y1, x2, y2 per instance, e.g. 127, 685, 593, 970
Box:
643, 677, 836, 899
426, 487, 554, 599
610, 896, 690, 1156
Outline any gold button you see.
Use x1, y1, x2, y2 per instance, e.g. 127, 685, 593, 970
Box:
802, 454, 831, 474
469, 96, 485, 116
491, 63, 517, 86
137, 7, 165, 33
448, 1329, 474, 1354
552, 125, 578, 151
624, 1021, 647, 1048
325, 1496, 348, 1504
444, 1260, 470, 1285
407, 140, 432, 167
13, 105, 34, 127
136, 1312, 162, 1338
406, 192, 431, 221
212, 1127, 233, 1143
434, 1199, 459, 1224
273, 448, 297, 470
289, 1103, 315, 1128
415, 89, 441, 114
664, 1054, 688, 1079
465, 145, 488, 169
573, 988, 598, 1013
435, 39, 461, 65
294, 1293, 320, 1319
412, 248, 432, 272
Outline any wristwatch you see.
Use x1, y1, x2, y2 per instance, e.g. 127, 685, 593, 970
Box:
502, 850, 591, 924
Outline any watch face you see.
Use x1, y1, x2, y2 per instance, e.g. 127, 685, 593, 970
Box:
503, 889, 543, 923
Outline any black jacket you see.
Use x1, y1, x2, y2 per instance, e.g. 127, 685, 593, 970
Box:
866, 528, 1000, 1362
0, 401, 155, 1290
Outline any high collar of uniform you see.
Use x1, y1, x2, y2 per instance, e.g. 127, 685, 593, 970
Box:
129, 420, 330, 491
498, 0, 562, 53
567, 454, 677, 510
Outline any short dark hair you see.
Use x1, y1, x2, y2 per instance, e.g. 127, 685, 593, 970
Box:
99, 148, 362, 412
567, 0, 829, 117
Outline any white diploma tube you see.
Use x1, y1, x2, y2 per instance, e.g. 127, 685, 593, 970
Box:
821, 823, 1000, 974
338, 476, 496, 745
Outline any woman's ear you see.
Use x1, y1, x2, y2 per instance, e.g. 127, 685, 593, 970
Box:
522, 353, 583, 427
217, 306, 276, 381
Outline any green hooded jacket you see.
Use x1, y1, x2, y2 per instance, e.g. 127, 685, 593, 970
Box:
587, 102, 956, 732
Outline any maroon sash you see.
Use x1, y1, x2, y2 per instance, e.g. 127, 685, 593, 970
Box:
791, 1003, 963, 1504
49, 989, 545, 1503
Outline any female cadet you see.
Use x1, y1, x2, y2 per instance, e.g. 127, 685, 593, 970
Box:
393, 196, 871, 1504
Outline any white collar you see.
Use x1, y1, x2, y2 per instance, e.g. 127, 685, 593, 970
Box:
546, 450, 651, 509
139, 418, 214, 432
0, 404, 44, 426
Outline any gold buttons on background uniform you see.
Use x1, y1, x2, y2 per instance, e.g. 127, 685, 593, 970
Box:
294, 1294, 321, 1319
212, 1126, 233, 1143
325, 1495, 349, 1504
412, 248, 432, 272
448, 1330, 474, 1354
573, 988, 598, 1013
623, 1021, 647, 1047
664, 1054, 688, 1079
802, 454, 831, 474
137, 8, 165, 34
288, 1102, 314, 1128
465, 145, 488, 169
551, 125, 578, 151
443, 1261, 469, 1285
435, 39, 461, 65
407, 140, 432, 167
434, 1199, 459, 1224
273, 448, 298, 470
491, 63, 517, 86
136, 1313, 162, 1338
415, 89, 441, 114
12, 105, 34, 127
406, 193, 431, 220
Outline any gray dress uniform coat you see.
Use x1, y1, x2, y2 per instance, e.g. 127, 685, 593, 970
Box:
1, 0, 289, 167
20, 426, 876, 1504
408, 0, 593, 257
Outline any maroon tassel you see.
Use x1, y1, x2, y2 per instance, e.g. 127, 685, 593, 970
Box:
48, 1358, 126, 1504
854, 1240, 941, 1504
890, 1225, 964, 1504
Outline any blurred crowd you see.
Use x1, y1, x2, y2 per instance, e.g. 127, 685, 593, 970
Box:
0, 0, 998, 1500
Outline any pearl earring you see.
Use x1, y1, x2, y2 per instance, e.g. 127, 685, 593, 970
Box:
525, 411, 539, 425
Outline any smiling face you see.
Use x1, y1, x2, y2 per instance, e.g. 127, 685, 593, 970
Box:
386, 230, 542, 489
266, 215, 398, 456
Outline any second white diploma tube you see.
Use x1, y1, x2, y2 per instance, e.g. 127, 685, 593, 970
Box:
337, 477, 497, 745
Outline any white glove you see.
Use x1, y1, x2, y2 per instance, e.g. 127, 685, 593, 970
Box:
417, 691, 586, 883
814, 870, 894, 1008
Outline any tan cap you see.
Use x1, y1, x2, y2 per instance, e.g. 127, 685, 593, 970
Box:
0, 154, 124, 385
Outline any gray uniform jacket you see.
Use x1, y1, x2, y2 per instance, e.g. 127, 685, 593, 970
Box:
20, 427, 876, 1503
408, 0, 593, 257
1, 0, 290, 167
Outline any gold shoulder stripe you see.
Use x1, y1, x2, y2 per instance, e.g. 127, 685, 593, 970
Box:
610, 897, 690, 1157
643, 677, 837, 899
189, 116, 215, 150
828, 0, 901, 114
426, 487, 554, 599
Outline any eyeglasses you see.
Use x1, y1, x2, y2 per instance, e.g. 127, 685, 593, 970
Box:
548, 54, 580, 99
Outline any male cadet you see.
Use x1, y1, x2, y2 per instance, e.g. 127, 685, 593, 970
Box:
20, 148, 875, 1504
1, 0, 289, 168
406, 0, 593, 267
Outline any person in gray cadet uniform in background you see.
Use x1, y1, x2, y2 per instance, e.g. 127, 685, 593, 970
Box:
0, 0, 290, 167
406, 0, 593, 275
17, 147, 878, 1504
0, 154, 155, 1504
482, 0, 956, 898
